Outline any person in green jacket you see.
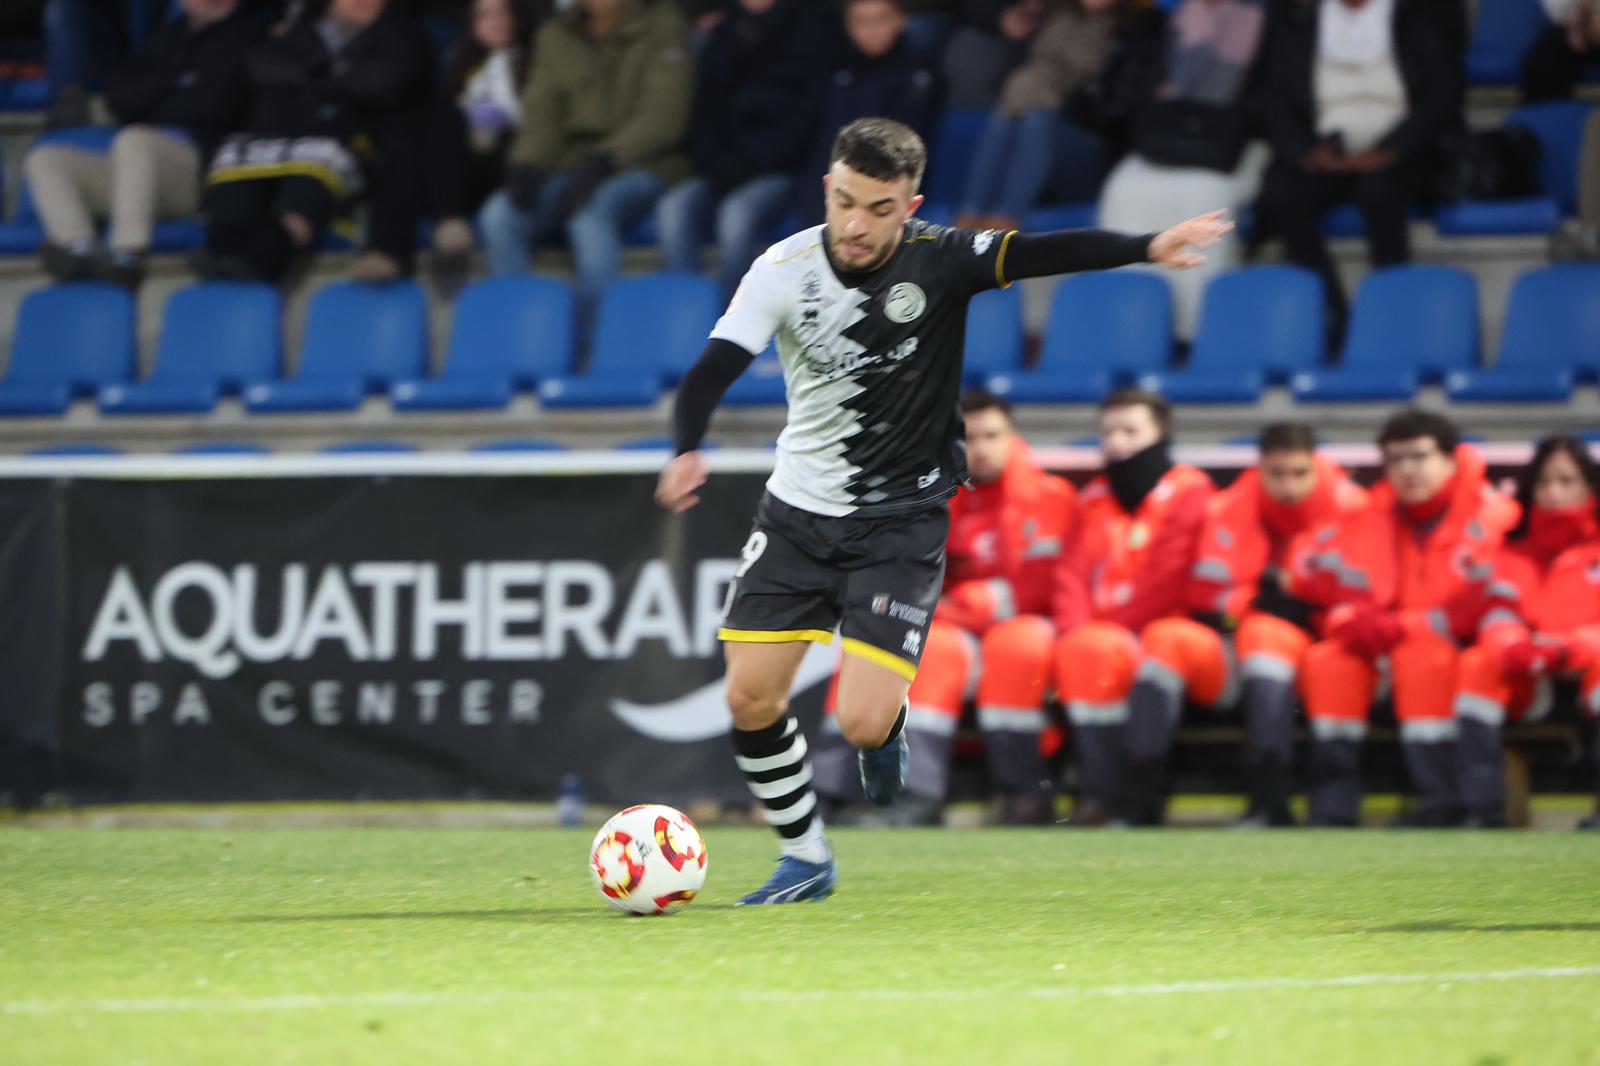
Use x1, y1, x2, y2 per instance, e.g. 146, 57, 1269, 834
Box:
478, 0, 693, 332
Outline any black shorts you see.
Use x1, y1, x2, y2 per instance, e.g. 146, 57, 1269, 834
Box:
718, 492, 949, 680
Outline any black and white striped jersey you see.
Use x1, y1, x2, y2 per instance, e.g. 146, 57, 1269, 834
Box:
710, 218, 1013, 519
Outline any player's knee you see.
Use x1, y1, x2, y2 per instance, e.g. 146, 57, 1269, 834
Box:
835, 705, 898, 749
725, 681, 787, 731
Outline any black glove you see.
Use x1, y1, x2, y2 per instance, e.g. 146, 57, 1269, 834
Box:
1250, 571, 1316, 634
555, 153, 616, 219
507, 165, 545, 212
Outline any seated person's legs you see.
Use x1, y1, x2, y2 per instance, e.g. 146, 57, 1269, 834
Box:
1235, 612, 1313, 825
1300, 638, 1378, 826
1053, 621, 1141, 822
1126, 617, 1230, 825
23, 141, 108, 280
1390, 623, 1461, 825
976, 615, 1056, 822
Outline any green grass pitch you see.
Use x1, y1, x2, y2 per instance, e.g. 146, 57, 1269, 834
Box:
4, 826, 1599, 1065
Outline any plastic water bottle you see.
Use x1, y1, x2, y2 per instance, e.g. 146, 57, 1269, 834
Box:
557, 773, 584, 827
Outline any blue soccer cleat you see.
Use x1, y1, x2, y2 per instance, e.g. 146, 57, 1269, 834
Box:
858, 729, 909, 806
736, 855, 837, 906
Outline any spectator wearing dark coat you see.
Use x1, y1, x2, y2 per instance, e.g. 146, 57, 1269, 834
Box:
655, 0, 827, 298
1254, 0, 1465, 324
1521, 0, 1600, 103
423, 0, 549, 282
198, 0, 433, 284
791, 0, 941, 228
23, 0, 264, 288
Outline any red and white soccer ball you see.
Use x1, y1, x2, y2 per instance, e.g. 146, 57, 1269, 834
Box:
589, 804, 709, 915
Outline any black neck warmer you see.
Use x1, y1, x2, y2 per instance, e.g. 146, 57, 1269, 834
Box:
1106, 439, 1173, 514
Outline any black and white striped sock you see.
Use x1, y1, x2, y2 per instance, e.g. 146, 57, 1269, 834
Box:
732, 714, 829, 864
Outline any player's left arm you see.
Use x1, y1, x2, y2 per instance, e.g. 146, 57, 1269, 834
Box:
986, 211, 1235, 289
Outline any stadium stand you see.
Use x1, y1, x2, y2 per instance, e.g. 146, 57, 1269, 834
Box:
99, 281, 280, 414
986, 272, 1173, 403
0, 282, 135, 415
960, 284, 1026, 386
243, 281, 428, 413
537, 273, 720, 409
1292, 266, 1480, 402
1142, 265, 1325, 404
391, 276, 575, 411
1448, 264, 1600, 401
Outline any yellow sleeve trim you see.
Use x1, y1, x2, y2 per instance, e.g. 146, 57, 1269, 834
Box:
718, 628, 836, 645
994, 229, 1017, 290
840, 637, 919, 682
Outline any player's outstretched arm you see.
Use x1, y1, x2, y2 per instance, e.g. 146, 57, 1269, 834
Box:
999, 210, 1234, 282
657, 338, 755, 512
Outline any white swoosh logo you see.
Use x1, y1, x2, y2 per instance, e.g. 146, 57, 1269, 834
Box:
610, 642, 839, 742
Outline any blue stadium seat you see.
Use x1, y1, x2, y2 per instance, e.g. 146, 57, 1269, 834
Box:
1465, 0, 1550, 85
0, 72, 50, 112
172, 441, 273, 455
539, 273, 721, 408
922, 109, 988, 216
27, 442, 124, 456
720, 344, 787, 406
0, 283, 137, 415
988, 272, 1172, 403
245, 281, 428, 412
392, 276, 575, 410
1293, 266, 1479, 402
320, 440, 422, 454
469, 438, 571, 452
1433, 197, 1561, 236
1319, 202, 1431, 237
1507, 100, 1595, 215
1144, 266, 1325, 403
962, 285, 1025, 384
101, 282, 281, 414
1447, 265, 1600, 401
616, 436, 720, 451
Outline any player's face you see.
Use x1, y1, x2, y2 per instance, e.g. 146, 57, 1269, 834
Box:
1382, 436, 1456, 506
963, 407, 1015, 484
823, 163, 923, 272
1534, 448, 1594, 511
1260, 450, 1317, 506
1098, 404, 1162, 464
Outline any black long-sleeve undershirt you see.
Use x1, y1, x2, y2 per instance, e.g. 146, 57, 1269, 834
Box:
671, 228, 1157, 454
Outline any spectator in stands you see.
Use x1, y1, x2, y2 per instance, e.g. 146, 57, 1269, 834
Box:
655, 0, 827, 299
939, 1, 1048, 110
1289, 409, 1518, 827
899, 0, 960, 60
1520, 0, 1600, 102
812, 390, 1077, 825
479, 0, 692, 333
1453, 436, 1600, 829
1125, 423, 1367, 827
1254, 0, 1465, 327
424, 0, 549, 285
952, 0, 1128, 233
1094, 0, 1269, 339
196, 0, 432, 284
1050, 389, 1215, 826
790, 0, 941, 228
22, 0, 263, 288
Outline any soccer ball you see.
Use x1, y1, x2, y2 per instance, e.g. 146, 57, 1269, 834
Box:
589, 804, 709, 915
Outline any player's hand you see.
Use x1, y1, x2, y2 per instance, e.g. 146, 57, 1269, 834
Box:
1147, 210, 1233, 269
656, 451, 709, 513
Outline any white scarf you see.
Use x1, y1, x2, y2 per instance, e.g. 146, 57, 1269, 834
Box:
1317, 0, 1396, 64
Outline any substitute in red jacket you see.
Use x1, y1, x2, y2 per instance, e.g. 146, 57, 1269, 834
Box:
813, 390, 1075, 823
1128, 423, 1368, 826
1453, 435, 1600, 829
1049, 389, 1214, 825
1290, 409, 1519, 826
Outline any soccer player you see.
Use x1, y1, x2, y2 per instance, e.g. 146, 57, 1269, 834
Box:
1289, 410, 1518, 827
812, 388, 1077, 826
1130, 422, 1367, 827
656, 117, 1229, 903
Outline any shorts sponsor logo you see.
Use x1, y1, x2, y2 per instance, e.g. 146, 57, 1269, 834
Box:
871, 595, 929, 627
902, 629, 922, 656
